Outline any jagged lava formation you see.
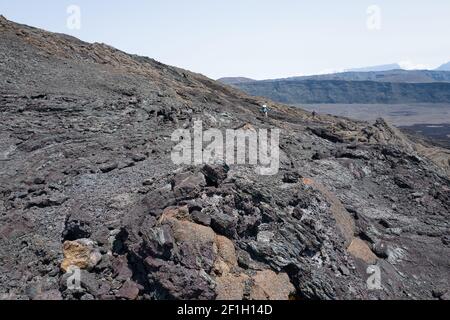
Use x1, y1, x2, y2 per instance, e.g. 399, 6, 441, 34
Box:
0, 16, 449, 300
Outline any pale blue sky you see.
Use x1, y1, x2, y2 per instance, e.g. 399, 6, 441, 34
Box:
1, 0, 449, 79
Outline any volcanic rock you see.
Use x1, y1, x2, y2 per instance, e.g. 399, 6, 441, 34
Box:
0, 17, 448, 300
61, 239, 102, 272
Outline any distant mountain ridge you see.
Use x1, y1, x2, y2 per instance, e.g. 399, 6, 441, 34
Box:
220, 70, 450, 85
232, 80, 450, 104
436, 62, 450, 71
344, 63, 401, 72
218, 69, 450, 104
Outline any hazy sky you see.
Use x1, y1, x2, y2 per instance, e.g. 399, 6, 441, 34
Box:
1, 0, 449, 79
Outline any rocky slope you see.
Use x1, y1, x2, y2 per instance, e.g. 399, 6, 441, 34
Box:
0, 16, 449, 300
217, 77, 256, 85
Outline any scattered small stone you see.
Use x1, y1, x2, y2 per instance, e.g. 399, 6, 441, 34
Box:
191, 210, 211, 226
100, 163, 118, 173
432, 287, 448, 299
132, 154, 146, 162
33, 177, 46, 185
257, 231, 274, 243
339, 265, 350, 276
412, 192, 424, 199
372, 241, 389, 259
143, 178, 155, 186
394, 176, 414, 189
378, 219, 391, 228
386, 228, 402, 236
283, 171, 300, 183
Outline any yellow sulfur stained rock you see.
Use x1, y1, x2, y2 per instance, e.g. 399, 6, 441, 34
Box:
61, 239, 101, 272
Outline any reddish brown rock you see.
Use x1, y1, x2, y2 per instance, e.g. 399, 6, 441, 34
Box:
249, 270, 295, 300
116, 280, 139, 300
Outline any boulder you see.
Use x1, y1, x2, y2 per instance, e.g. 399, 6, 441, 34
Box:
172, 172, 206, 199
61, 239, 102, 272
201, 164, 229, 187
